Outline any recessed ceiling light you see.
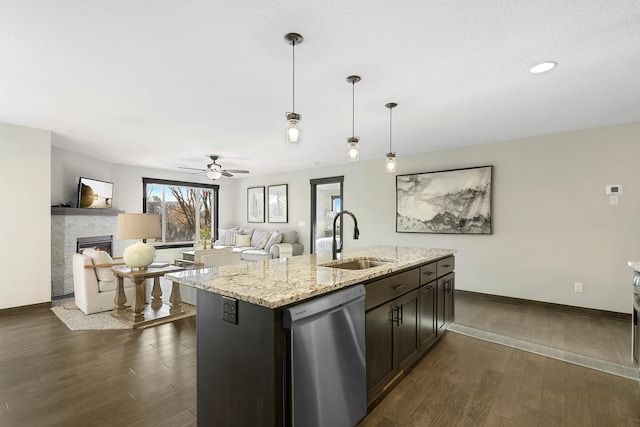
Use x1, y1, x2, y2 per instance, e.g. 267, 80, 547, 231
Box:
529, 61, 558, 74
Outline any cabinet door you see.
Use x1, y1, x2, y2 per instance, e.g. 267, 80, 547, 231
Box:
445, 273, 455, 326
394, 289, 420, 371
419, 283, 436, 352
365, 302, 394, 400
437, 273, 455, 335
436, 276, 446, 336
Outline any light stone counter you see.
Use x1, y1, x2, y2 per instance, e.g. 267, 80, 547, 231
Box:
166, 245, 455, 309
628, 261, 640, 272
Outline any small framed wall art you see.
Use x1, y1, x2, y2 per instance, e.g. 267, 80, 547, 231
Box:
247, 186, 265, 223
268, 184, 288, 223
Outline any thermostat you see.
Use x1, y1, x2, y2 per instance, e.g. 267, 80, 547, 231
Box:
605, 185, 623, 195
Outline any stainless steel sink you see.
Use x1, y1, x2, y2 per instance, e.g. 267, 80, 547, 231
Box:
320, 258, 392, 270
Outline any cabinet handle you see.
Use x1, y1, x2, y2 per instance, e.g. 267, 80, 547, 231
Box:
390, 306, 402, 326
393, 284, 406, 291
423, 271, 434, 276
442, 264, 451, 268
398, 304, 404, 325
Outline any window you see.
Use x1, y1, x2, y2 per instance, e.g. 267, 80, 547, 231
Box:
143, 178, 219, 248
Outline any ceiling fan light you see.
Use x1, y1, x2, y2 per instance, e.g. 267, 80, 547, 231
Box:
347, 137, 359, 162
385, 152, 396, 173
207, 170, 222, 180
286, 112, 301, 145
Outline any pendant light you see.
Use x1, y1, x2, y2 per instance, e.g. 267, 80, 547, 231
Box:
385, 102, 398, 173
284, 33, 303, 145
346, 75, 361, 162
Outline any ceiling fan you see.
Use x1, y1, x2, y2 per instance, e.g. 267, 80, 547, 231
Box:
178, 155, 250, 180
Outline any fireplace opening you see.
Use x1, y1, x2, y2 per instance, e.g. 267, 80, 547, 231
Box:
77, 235, 113, 255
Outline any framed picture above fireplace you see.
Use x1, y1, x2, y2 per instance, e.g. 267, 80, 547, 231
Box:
78, 177, 114, 209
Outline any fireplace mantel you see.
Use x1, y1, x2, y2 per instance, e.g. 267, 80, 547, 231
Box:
51, 207, 124, 216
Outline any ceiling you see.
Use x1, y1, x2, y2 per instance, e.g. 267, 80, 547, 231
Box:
2, 1, 639, 177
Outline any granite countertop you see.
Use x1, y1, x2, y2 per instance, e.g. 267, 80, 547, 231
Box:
166, 245, 455, 309
628, 261, 640, 272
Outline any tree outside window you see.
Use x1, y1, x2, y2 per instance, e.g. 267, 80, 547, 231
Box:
143, 178, 219, 246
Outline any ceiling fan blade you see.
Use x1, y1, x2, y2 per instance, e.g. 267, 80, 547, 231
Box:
221, 171, 234, 177
178, 166, 207, 172
223, 169, 250, 174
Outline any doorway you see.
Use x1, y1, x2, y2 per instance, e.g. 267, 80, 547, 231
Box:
310, 176, 343, 254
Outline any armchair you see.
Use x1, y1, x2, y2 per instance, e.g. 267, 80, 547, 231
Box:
72, 252, 135, 315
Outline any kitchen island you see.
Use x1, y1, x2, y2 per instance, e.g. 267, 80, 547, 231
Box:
167, 245, 456, 426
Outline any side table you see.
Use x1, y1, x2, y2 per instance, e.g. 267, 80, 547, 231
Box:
111, 265, 186, 328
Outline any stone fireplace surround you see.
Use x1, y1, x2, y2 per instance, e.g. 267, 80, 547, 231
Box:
51, 207, 125, 297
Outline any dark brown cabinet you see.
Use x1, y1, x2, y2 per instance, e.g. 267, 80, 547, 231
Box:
393, 289, 420, 371
419, 283, 436, 351
365, 272, 420, 402
437, 272, 455, 335
365, 255, 455, 405
365, 302, 394, 396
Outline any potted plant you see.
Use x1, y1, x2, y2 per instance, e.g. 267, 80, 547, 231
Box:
199, 227, 212, 249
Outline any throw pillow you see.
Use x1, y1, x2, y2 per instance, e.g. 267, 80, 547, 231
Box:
239, 228, 254, 240
280, 230, 297, 244
254, 233, 271, 250
251, 229, 271, 247
234, 232, 252, 247
218, 227, 238, 246
82, 248, 116, 281
264, 231, 283, 252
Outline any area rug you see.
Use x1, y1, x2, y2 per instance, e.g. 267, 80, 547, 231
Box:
51, 298, 131, 330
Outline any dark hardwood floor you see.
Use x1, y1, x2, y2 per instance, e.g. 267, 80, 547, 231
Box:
0, 310, 196, 426
360, 332, 640, 426
1, 298, 639, 426
455, 291, 633, 367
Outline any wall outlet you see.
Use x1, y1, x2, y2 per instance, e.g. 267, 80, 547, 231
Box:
610, 195, 619, 206
222, 296, 238, 324
574, 282, 583, 293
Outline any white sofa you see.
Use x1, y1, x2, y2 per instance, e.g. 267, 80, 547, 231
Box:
214, 227, 304, 261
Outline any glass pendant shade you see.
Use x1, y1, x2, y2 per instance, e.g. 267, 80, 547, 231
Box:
385, 152, 397, 173
385, 102, 398, 174
284, 33, 303, 146
346, 75, 361, 163
285, 112, 301, 145
347, 137, 360, 162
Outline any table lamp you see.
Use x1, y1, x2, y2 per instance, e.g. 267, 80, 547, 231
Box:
116, 213, 162, 270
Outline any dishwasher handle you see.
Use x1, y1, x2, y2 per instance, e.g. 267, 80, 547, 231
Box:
284, 285, 366, 328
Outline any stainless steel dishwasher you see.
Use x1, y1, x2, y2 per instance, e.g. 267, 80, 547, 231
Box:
284, 284, 367, 427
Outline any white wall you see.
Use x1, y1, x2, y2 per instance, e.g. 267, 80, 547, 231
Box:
51, 147, 113, 206
0, 123, 51, 309
234, 122, 640, 313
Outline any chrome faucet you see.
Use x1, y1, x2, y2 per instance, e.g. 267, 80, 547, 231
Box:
332, 210, 360, 260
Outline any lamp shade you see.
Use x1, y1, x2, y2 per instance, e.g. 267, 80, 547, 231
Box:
116, 213, 161, 269
116, 213, 161, 240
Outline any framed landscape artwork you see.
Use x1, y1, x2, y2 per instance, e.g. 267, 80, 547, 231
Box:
396, 166, 492, 234
77, 177, 113, 209
268, 184, 288, 223
247, 186, 265, 223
